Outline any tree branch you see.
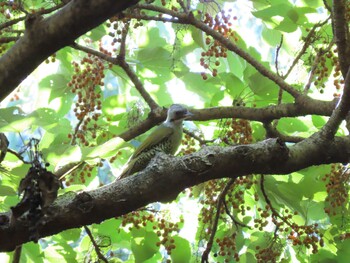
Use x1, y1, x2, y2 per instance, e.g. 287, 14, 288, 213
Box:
320, 67, 350, 139
1, 136, 350, 251
202, 178, 235, 263
134, 4, 302, 98
284, 17, 330, 80
117, 58, 159, 110
84, 225, 108, 263
332, 0, 350, 78
0, 0, 140, 101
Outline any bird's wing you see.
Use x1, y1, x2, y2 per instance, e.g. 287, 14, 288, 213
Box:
131, 125, 174, 159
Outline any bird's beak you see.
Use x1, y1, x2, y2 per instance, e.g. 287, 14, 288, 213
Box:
184, 111, 194, 120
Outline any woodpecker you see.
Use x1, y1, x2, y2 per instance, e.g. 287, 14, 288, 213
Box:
118, 104, 193, 179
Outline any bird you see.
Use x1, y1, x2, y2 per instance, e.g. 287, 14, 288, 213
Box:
118, 104, 193, 179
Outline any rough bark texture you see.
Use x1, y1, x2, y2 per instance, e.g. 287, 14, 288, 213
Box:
1, 137, 350, 251
0, 0, 139, 101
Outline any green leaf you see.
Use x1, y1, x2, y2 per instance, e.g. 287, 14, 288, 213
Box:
310, 249, 336, 263
170, 236, 191, 263
252, 4, 292, 22
39, 74, 70, 103
88, 24, 107, 41
0, 185, 16, 196
262, 25, 283, 46
336, 239, 350, 262
275, 17, 298, 33
263, 175, 304, 214
83, 137, 125, 160
43, 144, 82, 168
131, 228, 159, 263
93, 218, 121, 244
190, 25, 205, 49
22, 242, 44, 263
312, 115, 327, 129
59, 228, 82, 242
276, 118, 309, 134
247, 71, 279, 99
0, 107, 66, 132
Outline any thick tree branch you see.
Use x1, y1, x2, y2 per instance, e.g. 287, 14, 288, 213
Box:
191, 99, 336, 123
332, 0, 350, 78
115, 98, 336, 146
0, 0, 140, 101
1, 136, 350, 251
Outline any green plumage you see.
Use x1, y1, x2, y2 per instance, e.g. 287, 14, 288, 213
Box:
118, 104, 192, 179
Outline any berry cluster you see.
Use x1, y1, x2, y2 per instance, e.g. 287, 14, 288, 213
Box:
220, 118, 253, 145
214, 234, 239, 262
67, 55, 105, 146
253, 204, 323, 260
200, 10, 238, 79
322, 164, 349, 216
255, 240, 283, 263
45, 53, 56, 64
0, 1, 14, 19
120, 210, 183, 256
313, 48, 343, 96
64, 163, 95, 186
154, 217, 183, 255
180, 134, 197, 155
287, 223, 323, 254
106, 18, 130, 49
197, 175, 261, 262
109, 150, 123, 164
160, 0, 181, 11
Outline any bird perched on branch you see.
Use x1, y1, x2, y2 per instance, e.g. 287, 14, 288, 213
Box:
118, 104, 193, 179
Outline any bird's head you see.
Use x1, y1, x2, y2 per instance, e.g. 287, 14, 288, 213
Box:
165, 104, 193, 124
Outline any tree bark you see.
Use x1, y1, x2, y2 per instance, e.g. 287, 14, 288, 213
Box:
1, 136, 350, 252
0, 0, 139, 101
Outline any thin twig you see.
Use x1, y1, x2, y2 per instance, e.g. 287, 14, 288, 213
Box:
71, 117, 84, 145
12, 245, 22, 263
223, 199, 250, 228
284, 17, 330, 79
0, 2, 65, 31
135, 4, 302, 98
71, 43, 117, 64
0, 37, 19, 43
177, 0, 188, 12
84, 226, 108, 263
183, 129, 214, 145
72, 43, 159, 110
303, 40, 335, 94
323, 0, 331, 12
263, 122, 305, 143
7, 148, 30, 164
125, 13, 180, 23
0, 17, 25, 31
275, 35, 283, 77
118, 21, 130, 58
118, 59, 159, 110
260, 175, 294, 228
201, 178, 236, 263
